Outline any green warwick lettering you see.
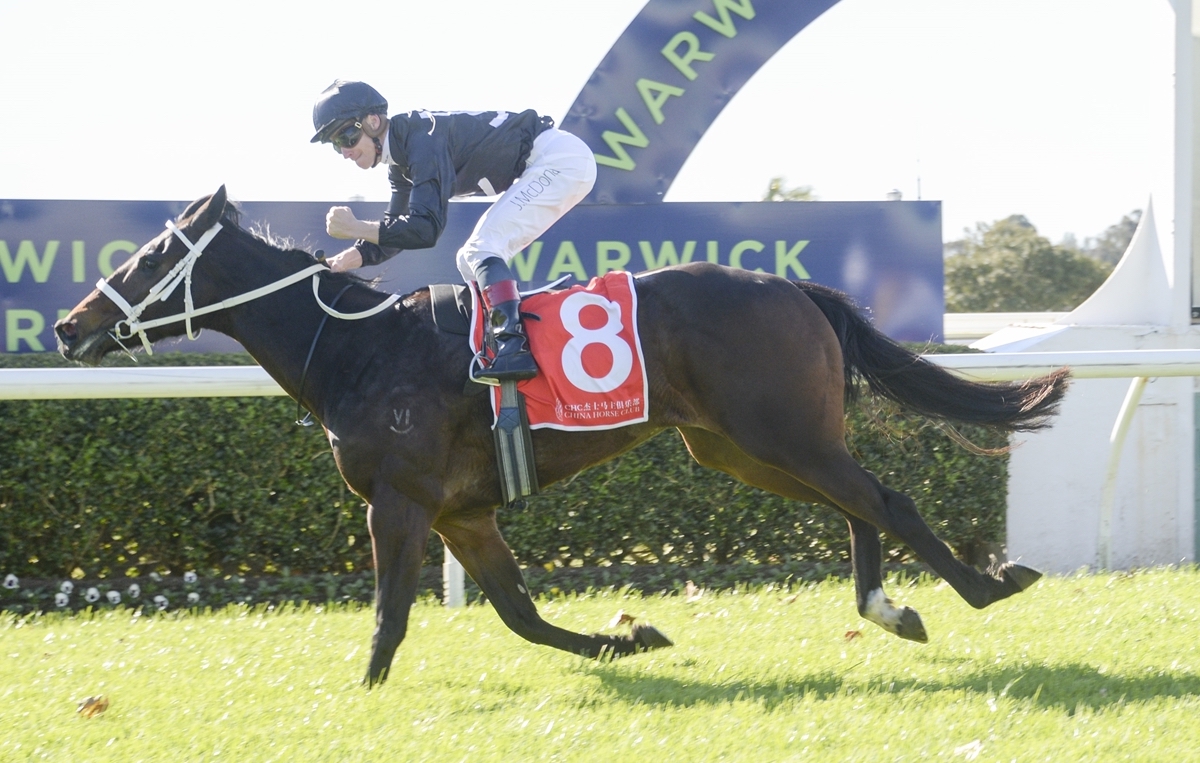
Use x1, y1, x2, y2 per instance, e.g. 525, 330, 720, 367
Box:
592, 0, 755, 171
0, 240, 58, 283
6, 309, 46, 352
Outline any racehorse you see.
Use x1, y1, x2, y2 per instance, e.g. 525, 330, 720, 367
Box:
55, 187, 1068, 686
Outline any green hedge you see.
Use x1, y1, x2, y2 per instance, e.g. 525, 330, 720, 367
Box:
0, 351, 1007, 581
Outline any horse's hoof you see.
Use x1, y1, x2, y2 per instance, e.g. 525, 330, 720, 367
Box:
999, 562, 1042, 592
896, 607, 928, 643
632, 623, 674, 650
863, 589, 927, 642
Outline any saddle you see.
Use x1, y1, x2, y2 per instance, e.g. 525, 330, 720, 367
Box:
429, 283, 473, 337
430, 282, 538, 504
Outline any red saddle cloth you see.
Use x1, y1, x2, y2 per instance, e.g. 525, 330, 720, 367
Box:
471, 271, 649, 430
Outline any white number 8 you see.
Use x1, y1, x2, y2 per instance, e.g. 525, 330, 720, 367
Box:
559, 292, 633, 393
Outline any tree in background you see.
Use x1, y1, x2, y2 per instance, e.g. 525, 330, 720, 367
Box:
944, 215, 1113, 312
763, 177, 816, 201
1082, 209, 1141, 265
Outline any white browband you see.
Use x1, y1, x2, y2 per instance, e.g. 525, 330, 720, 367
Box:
97, 219, 400, 355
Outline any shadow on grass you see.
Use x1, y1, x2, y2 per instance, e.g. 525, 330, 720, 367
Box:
581, 667, 848, 711
584, 660, 1200, 713
920, 662, 1200, 712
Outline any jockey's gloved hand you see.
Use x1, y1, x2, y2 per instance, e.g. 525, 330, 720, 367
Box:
327, 248, 363, 272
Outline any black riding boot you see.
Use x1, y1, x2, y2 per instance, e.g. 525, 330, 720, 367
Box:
479, 282, 538, 382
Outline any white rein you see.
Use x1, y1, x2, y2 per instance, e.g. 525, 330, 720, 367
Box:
98, 219, 400, 355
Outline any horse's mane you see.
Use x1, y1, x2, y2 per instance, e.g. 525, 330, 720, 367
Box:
209, 202, 377, 291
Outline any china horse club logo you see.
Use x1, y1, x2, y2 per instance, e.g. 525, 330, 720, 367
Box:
471, 271, 649, 431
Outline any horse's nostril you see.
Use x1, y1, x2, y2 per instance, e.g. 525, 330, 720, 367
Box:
56, 320, 78, 343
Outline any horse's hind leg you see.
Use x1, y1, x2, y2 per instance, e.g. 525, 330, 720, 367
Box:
859, 471, 1041, 609
753, 440, 1039, 611
841, 511, 927, 642
679, 427, 926, 642
435, 512, 672, 658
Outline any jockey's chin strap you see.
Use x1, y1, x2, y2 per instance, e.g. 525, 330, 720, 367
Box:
97, 219, 401, 355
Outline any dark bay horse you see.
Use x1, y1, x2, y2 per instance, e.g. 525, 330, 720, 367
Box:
55, 187, 1068, 686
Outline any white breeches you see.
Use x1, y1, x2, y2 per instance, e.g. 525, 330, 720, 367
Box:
456, 128, 597, 283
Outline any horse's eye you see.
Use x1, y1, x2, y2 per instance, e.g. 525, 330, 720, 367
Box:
140, 256, 161, 271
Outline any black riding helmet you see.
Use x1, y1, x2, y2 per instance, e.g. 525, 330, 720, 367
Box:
310, 80, 388, 143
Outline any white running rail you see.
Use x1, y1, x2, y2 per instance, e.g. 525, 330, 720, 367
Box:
5, 350, 1200, 400
0, 365, 288, 399
925, 349, 1200, 381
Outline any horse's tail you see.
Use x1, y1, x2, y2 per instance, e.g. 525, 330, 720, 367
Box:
795, 281, 1069, 434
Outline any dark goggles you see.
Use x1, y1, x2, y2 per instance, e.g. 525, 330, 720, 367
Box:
329, 121, 364, 151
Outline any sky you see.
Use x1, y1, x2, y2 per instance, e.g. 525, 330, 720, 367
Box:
0, 0, 1179, 246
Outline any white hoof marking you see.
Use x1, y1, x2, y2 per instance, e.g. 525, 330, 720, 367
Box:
863, 588, 905, 633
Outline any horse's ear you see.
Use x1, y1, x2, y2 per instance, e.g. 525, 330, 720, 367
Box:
180, 185, 228, 232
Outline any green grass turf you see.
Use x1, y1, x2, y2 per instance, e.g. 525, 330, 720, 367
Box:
2, 567, 1197, 761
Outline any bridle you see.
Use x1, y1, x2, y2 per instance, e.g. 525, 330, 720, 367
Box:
97, 219, 400, 355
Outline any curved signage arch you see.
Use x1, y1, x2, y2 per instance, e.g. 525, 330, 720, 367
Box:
561, 0, 843, 203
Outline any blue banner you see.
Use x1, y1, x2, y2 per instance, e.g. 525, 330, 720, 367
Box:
0, 198, 942, 353
561, 0, 842, 203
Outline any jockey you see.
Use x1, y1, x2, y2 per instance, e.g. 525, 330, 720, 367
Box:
310, 80, 597, 383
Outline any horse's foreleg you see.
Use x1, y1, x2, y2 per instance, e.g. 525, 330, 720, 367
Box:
364, 486, 433, 687
436, 513, 672, 658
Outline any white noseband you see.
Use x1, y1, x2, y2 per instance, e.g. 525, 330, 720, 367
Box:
96, 219, 398, 355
